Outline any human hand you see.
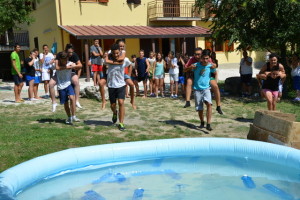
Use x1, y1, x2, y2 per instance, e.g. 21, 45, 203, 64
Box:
18, 73, 23, 78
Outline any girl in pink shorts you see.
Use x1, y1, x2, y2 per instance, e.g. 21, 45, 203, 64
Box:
261, 66, 286, 110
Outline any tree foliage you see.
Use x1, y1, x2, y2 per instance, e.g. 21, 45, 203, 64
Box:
0, 0, 39, 34
195, 0, 300, 59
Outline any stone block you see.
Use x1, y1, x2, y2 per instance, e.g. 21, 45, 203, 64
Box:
253, 111, 296, 137
224, 76, 259, 96
248, 124, 287, 143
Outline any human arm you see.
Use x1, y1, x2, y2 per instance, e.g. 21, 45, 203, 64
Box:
146, 59, 150, 73
184, 63, 196, 72
105, 54, 124, 65
11, 59, 22, 78
278, 63, 285, 74
153, 61, 157, 76
91, 46, 103, 57
128, 64, 132, 77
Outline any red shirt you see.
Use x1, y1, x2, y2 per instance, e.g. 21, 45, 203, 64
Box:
185, 57, 198, 68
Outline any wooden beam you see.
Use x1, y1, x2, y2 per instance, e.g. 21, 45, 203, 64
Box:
84, 40, 90, 82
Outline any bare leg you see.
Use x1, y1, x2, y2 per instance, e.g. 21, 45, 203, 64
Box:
28, 79, 34, 99
69, 95, 76, 116
185, 78, 193, 101
64, 102, 71, 117
14, 84, 20, 102
205, 102, 212, 124
198, 110, 204, 122
44, 80, 49, 94
93, 71, 98, 86
210, 80, 221, 106
71, 74, 81, 106
126, 79, 136, 109
18, 82, 24, 100
118, 99, 125, 123
170, 81, 174, 96
99, 78, 107, 110
134, 80, 139, 97
155, 79, 159, 96
175, 81, 178, 96
149, 78, 153, 95
125, 85, 129, 98
110, 103, 117, 116
264, 91, 273, 110
142, 79, 147, 98
49, 78, 57, 104
160, 79, 164, 96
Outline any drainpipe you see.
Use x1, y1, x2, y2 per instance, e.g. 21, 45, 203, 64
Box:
58, 0, 65, 50
5, 31, 9, 45
84, 40, 90, 82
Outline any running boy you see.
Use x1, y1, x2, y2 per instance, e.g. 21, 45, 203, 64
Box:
184, 50, 216, 131
55, 51, 80, 124
105, 44, 131, 131
261, 66, 286, 110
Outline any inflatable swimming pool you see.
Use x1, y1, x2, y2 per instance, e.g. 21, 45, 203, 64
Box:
1, 138, 300, 199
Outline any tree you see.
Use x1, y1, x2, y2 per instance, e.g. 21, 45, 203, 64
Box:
0, 0, 39, 34
195, 0, 300, 95
195, 0, 300, 65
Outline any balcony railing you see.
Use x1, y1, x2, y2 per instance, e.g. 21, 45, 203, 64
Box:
148, 0, 206, 21
0, 31, 29, 50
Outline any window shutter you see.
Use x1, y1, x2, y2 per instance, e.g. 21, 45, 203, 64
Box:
99, 0, 109, 2
205, 38, 213, 51
225, 40, 234, 52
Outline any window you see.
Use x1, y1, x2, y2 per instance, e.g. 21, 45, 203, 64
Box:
205, 38, 234, 52
127, 0, 141, 4
34, 37, 39, 50
225, 40, 234, 52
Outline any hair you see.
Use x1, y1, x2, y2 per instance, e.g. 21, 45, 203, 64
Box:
42, 44, 48, 49
168, 51, 174, 56
139, 49, 144, 53
111, 43, 120, 51
194, 47, 203, 52
65, 43, 74, 51
156, 52, 163, 62
116, 39, 125, 45
149, 51, 154, 55
201, 49, 211, 58
293, 53, 300, 60
32, 48, 38, 52
269, 53, 279, 60
271, 65, 280, 72
205, 49, 212, 56
30, 50, 35, 55
131, 54, 136, 59
14, 43, 20, 49
94, 39, 99, 41
59, 51, 68, 66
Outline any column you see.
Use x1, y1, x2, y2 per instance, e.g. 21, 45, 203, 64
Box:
183, 37, 186, 55
84, 40, 90, 82
151, 39, 156, 52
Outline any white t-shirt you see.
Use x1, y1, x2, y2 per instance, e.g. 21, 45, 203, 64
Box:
167, 57, 179, 75
56, 61, 73, 90
106, 57, 131, 88
34, 57, 41, 76
240, 57, 253, 75
291, 66, 300, 77
40, 52, 54, 70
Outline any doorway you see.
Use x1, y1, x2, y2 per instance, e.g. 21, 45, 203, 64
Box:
163, 0, 180, 17
162, 38, 170, 58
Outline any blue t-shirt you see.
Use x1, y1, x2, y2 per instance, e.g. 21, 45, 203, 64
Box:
192, 62, 216, 90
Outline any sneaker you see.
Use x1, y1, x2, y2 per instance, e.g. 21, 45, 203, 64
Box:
206, 124, 213, 131
112, 112, 118, 124
30, 98, 39, 101
72, 116, 81, 122
65, 117, 73, 124
44, 94, 50, 99
76, 101, 83, 109
118, 123, 125, 131
52, 103, 57, 112
184, 101, 191, 108
161, 94, 165, 98
174, 95, 178, 98
170, 94, 174, 98
156, 95, 159, 98
199, 122, 205, 128
216, 106, 223, 115
293, 97, 300, 102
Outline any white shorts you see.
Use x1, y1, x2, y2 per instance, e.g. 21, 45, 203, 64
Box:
155, 74, 164, 79
42, 69, 50, 81
195, 89, 212, 111
169, 73, 179, 82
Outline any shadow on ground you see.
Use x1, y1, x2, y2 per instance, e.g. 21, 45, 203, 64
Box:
84, 120, 113, 126
37, 118, 66, 124
235, 117, 253, 123
159, 120, 197, 130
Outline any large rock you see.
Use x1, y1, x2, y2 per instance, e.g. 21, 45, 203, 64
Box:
247, 110, 300, 149
80, 86, 108, 101
224, 76, 259, 96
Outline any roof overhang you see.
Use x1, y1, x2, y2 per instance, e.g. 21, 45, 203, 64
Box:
58, 25, 211, 39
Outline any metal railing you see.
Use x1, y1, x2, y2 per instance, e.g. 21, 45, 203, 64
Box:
148, 0, 206, 20
0, 31, 29, 47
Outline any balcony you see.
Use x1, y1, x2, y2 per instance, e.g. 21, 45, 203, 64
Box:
0, 31, 29, 51
148, 0, 206, 21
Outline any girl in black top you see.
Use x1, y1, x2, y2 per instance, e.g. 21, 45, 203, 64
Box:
262, 66, 286, 110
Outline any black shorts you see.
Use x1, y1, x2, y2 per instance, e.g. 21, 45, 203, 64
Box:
241, 74, 252, 85
13, 74, 24, 85
108, 86, 126, 104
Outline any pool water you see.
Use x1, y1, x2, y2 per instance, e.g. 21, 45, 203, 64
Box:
16, 156, 300, 200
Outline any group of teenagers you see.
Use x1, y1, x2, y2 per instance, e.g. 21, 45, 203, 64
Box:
10, 39, 300, 131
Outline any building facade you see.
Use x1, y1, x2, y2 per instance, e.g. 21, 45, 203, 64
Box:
26, 0, 265, 79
